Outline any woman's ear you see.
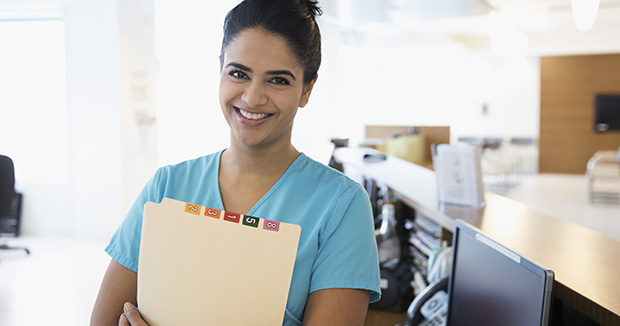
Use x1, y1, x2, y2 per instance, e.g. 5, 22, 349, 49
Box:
299, 74, 318, 108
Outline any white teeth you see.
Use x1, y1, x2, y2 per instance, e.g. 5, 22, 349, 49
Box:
239, 109, 269, 120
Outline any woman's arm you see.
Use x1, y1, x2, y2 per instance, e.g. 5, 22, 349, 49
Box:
90, 259, 140, 326
302, 288, 371, 326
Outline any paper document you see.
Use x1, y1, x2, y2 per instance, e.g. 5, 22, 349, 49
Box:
137, 197, 301, 325
432, 144, 485, 207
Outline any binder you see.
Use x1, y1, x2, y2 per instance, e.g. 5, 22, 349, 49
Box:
137, 197, 301, 325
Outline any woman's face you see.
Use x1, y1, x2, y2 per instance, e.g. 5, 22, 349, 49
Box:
219, 28, 316, 151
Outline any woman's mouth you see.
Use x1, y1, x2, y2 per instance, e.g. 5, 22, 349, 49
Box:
236, 107, 272, 120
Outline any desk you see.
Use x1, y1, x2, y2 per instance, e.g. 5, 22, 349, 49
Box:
335, 148, 620, 326
364, 309, 406, 326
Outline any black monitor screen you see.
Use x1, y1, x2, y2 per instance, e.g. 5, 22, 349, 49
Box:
594, 94, 620, 132
447, 221, 553, 326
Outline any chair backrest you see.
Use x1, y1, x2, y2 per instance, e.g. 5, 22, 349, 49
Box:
0, 155, 16, 217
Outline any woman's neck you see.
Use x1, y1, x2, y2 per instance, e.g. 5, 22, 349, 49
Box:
218, 141, 300, 213
221, 141, 300, 178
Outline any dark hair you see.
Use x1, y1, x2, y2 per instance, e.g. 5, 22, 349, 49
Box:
220, 0, 322, 85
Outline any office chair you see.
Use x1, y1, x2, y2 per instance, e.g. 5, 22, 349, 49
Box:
0, 155, 29, 254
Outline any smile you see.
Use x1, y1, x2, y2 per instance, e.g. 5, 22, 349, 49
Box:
237, 108, 272, 120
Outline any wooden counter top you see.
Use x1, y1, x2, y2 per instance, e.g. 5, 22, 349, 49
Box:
334, 147, 620, 326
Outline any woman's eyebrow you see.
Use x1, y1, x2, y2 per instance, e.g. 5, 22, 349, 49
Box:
266, 70, 296, 81
226, 62, 251, 72
226, 62, 297, 81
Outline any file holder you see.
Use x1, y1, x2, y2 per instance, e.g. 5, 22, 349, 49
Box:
431, 144, 485, 208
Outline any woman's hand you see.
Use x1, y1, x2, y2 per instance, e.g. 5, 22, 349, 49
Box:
118, 302, 149, 326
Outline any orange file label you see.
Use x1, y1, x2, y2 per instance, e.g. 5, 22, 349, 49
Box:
205, 207, 221, 219
185, 203, 201, 215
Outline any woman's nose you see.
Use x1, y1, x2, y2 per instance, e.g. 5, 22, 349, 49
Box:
241, 81, 268, 107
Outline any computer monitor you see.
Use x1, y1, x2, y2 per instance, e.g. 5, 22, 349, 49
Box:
446, 220, 554, 326
594, 94, 620, 132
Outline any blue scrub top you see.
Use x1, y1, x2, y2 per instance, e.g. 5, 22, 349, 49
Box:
106, 150, 381, 325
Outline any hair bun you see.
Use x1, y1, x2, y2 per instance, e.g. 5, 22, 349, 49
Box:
299, 0, 322, 18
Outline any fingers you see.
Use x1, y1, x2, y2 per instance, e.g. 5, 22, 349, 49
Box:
120, 302, 149, 326
119, 313, 130, 326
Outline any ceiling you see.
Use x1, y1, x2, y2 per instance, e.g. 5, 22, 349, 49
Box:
320, 0, 620, 56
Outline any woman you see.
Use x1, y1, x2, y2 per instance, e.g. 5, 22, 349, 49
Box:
90, 0, 381, 325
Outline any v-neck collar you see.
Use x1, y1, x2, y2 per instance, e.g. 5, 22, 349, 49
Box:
215, 150, 305, 215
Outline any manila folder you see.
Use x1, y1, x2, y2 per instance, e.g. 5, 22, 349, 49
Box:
137, 197, 301, 325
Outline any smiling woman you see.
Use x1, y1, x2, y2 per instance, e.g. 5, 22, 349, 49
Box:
218, 28, 315, 150
91, 0, 381, 326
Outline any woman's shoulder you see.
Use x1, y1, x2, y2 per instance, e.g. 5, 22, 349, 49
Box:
144, 151, 223, 202
294, 153, 364, 191
159, 151, 222, 175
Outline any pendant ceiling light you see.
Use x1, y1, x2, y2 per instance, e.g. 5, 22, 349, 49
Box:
571, 0, 600, 31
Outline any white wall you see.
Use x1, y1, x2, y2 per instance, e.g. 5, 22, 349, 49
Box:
0, 19, 71, 236
64, 1, 124, 240
1, 0, 158, 240
118, 0, 158, 221
154, 0, 234, 166
66, 0, 158, 240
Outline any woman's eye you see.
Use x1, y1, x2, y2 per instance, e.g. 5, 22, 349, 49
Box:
229, 70, 248, 79
271, 77, 290, 85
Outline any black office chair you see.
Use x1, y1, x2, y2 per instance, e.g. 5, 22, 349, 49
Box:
0, 154, 29, 254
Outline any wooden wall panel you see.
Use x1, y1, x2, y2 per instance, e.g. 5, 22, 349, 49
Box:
539, 54, 620, 174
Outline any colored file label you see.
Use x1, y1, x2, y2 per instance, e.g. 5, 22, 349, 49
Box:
263, 219, 280, 232
185, 203, 201, 215
205, 207, 221, 219
223, 211, 241, 223
183, 202, 280, 232
243, 215, 260, 228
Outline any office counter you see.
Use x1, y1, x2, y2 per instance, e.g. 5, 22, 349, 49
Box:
334, 148, 620, 326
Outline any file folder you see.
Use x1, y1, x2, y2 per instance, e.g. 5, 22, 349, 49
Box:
137, 197, 301, 325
